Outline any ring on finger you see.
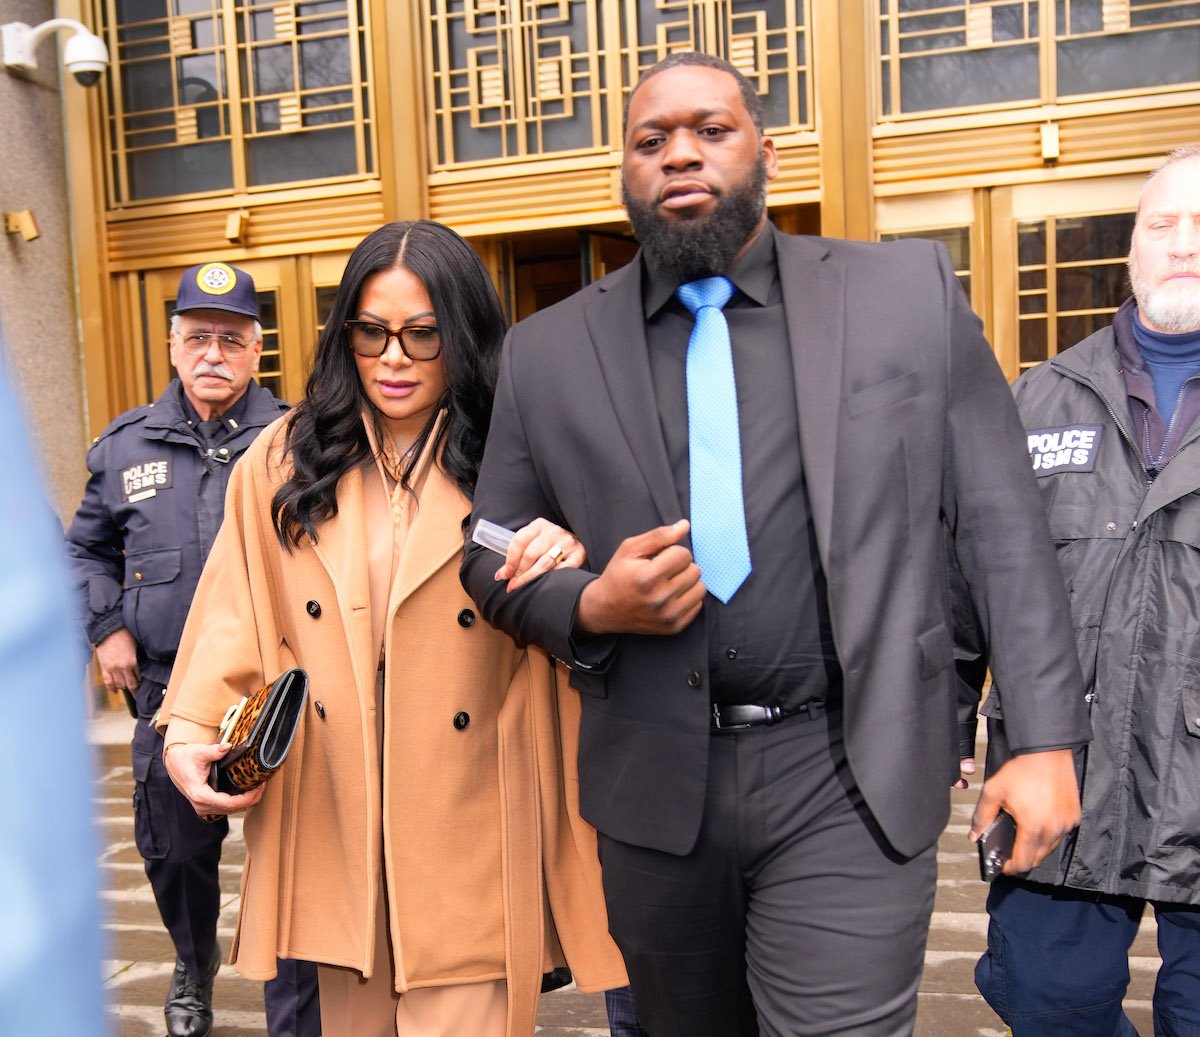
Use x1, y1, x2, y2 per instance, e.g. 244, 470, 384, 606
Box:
547, 543, 567, 565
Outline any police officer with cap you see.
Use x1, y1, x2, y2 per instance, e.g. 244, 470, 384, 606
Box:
67, 263, 319, 1037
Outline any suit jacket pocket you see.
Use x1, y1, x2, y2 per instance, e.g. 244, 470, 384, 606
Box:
569, 667, 608, 700
846, 370, 920, 418
917, 623, 953, 680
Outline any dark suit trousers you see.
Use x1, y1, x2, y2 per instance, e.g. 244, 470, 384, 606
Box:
597, 707, 937, 1037
265, 959, 322, 1037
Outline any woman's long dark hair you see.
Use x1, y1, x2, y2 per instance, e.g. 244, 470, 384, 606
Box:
272, 220, 505, 549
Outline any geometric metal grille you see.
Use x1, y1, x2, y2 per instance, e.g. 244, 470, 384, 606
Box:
1056, 0, 1200, 98
879, 0, 1200, 118
99, 0, 375, 204
422, 0, 812, 169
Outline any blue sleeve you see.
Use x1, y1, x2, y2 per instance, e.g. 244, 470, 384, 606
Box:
0, 357, 107, 1032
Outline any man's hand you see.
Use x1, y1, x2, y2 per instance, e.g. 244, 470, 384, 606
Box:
162, 741, 265, 819
575, 520, 705, 636
970, 748, 1080, 875
95, 628, 140, 693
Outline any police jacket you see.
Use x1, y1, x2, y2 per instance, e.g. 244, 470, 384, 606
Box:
988, 301, 1200, 904
66, 379, 288, 686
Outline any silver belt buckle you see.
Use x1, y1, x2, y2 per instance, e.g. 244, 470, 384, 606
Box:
711, 702, 725, 731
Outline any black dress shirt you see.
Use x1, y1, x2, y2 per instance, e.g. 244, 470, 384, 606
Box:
643, 224, 840, 709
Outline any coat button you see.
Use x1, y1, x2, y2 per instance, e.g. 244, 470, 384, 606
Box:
314, 700, 326, 719
453, 711, 470, 730
306, 600, 321, 618
726, 648, 737, 660
687, 670, 702, 688
134, 572, 143, 581
457, 608, 475, 627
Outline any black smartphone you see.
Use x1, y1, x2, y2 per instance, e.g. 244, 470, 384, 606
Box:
977, 809, 1016, 882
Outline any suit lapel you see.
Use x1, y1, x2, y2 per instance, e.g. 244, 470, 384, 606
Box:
311, 425, 468, 679
582, 235, 847, 547
390, 460, 471, 611
777, 231, 845, 570
584, 259, 681, 524
311, 464, 375, 681
365, 410, 469, 613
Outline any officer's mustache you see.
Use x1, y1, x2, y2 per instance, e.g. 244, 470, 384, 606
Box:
193, 361, 235, 381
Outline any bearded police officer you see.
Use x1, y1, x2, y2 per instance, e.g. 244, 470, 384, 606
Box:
974, 146, 1200, 1035
66, 264, 318, 1037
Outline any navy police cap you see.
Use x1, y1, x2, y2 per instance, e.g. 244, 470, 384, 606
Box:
174, 262, 259, 319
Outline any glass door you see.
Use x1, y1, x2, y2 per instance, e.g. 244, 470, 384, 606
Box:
996, 179, 1142, 379
877, 176, 1145, 380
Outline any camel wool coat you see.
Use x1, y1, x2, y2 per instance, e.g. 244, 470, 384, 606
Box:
161, 417, 625, 1034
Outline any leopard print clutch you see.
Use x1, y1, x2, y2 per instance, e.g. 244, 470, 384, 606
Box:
208, 668, 309, 796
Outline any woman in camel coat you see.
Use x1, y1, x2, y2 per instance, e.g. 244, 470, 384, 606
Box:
160, 220, 625, 1035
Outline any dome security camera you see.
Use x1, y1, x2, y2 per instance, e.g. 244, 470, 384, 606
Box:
2, 19, 109, 87
62, 30, 109, 86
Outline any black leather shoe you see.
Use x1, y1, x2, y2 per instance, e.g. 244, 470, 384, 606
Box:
164, 946, 219, 1037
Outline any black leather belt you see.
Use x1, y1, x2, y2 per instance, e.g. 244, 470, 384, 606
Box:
710, 699, 824, 733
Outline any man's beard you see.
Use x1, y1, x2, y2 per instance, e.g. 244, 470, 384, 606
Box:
1129, 250, 1200, 334
622, 159, 768, 284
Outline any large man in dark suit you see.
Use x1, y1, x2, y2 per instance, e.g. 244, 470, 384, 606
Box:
462, 52, 1090, 1036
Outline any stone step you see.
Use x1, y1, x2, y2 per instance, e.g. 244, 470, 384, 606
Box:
106, 959, 272, 1037
92, 738, 1164, 1036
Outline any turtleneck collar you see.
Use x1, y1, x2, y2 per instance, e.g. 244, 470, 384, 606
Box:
1132, 311, 1200, 364
1131, 308, 1200, 444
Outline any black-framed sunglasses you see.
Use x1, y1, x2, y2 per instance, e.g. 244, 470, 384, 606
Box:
343, 320, 442, 360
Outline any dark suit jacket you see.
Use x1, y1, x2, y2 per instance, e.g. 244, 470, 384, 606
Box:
462, 227, 1089, 860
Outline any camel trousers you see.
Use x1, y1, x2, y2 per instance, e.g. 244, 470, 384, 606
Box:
317, 671, 508, 1036
316, 881, 507, 1036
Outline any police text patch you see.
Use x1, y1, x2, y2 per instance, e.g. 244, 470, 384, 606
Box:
122, 459, 173, 502
1026, 425, 1103, 475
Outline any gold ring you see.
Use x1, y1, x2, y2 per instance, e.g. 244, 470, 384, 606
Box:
548, 543, 567, 565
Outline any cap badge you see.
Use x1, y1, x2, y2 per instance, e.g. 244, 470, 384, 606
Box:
195, 263, 237, 297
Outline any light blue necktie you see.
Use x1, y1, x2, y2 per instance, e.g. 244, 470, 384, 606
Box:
676, 276, 752, 604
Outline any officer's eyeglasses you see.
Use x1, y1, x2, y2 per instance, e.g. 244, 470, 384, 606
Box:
343, 320, 442, 360
180, 332, 252, 357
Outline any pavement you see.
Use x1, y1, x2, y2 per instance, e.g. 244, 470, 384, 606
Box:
89, 712, 1158, 1036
